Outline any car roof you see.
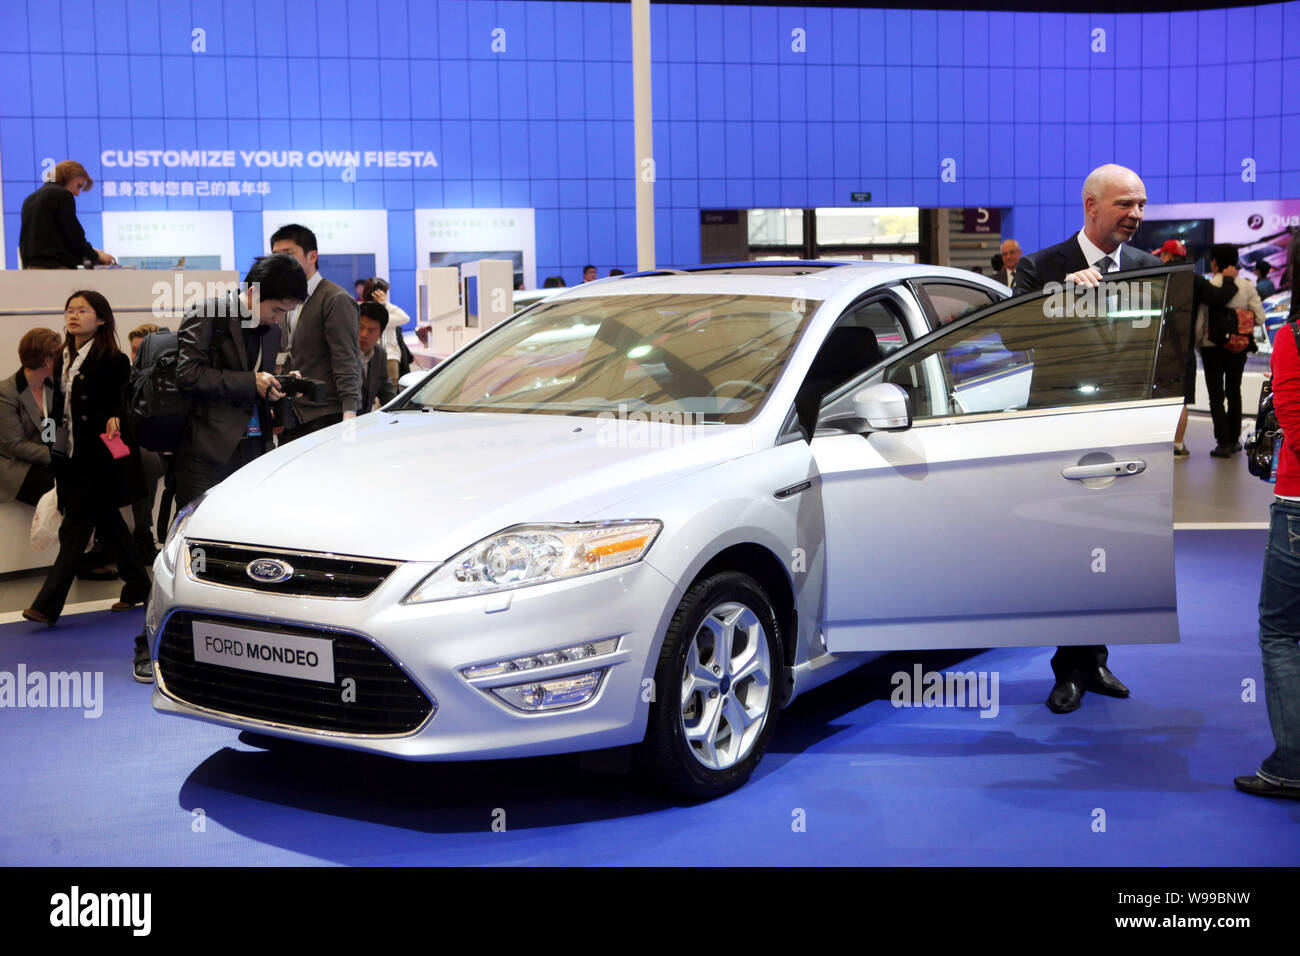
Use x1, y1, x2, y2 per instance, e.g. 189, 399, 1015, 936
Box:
542, 260, 1009, 302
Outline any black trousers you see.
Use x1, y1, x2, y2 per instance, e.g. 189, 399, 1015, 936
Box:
15, 462, 54, 506
131, 449, 164, 548
1200, 347, 1249, 447
173, 437, 264, 511
30, 503, 151, 622
279, 411, 343, 445
1051, 645, 1109, 684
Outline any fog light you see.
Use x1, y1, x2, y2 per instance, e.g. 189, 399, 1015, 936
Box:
461, 638, 619, 680
491, 670, 605, 712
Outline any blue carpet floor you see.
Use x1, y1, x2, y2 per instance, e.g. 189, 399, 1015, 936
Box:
1, 529, 1295, 866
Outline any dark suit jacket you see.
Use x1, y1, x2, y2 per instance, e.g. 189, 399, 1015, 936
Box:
1014, 235, 1161, 296
0, 368, 54, 501
361, 346, 397, 413
280, 276, 362, 425
176, 296, 283, 467
49, 348, 146, 510
993, 268, 1017, 289
19, 183, 97, 269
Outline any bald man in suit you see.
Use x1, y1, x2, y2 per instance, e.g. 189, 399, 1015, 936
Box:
1015, 164, 1161, 297
1014, 164, 1161, 714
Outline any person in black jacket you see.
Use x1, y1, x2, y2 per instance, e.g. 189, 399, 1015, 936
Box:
172, 253, 307, 509
18, 161, 116, 269
23, 292, 149, 625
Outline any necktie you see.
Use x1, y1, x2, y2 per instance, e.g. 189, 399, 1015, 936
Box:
1095, 255, 1114, 275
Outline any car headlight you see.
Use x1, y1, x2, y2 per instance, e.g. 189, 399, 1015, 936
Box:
404, 520, 662, 604
162, 493, 205, 574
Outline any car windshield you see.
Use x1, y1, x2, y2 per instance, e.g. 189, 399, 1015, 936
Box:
403, 292, 819, 423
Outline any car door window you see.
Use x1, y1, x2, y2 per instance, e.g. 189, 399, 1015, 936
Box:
912, 281, 1003, 329
854, 273, 1175, 421
794, 297, 908, 427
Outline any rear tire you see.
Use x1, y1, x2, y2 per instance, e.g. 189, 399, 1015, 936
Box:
642, 571, 783, 799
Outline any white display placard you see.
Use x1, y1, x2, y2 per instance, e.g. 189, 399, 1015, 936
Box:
414, 208, 536, 291
192, 620, 336, 685
261, 209, 389, 280
101, 210, 236, 270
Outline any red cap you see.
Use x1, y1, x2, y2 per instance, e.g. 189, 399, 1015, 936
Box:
1157, 239, 1187, 257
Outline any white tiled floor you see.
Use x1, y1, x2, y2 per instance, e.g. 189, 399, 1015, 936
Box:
1173, 414, 1276, 526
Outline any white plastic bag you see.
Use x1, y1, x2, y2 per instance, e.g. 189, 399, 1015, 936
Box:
30, 488, 61, 552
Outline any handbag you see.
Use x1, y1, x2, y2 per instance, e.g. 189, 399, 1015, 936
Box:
1245, 321, 1300, 483
30, 486, 61, 551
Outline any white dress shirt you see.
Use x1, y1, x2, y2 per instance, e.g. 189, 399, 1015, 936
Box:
1075, 230, 1125, 273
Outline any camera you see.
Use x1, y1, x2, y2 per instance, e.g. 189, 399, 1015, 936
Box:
274, 375, 326, 402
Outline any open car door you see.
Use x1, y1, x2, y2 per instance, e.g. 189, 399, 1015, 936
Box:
810, 265, 1193, 652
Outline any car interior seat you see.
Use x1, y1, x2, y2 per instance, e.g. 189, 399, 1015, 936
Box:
794, 325, 882, 435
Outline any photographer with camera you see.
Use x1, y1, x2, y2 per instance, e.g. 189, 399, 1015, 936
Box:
172, 253, 307, 509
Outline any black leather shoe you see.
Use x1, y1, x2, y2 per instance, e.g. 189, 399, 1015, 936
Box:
1209, 445, 1232, 458
1234, 774, 1300, 800
1047, 680, 1083, 713
21, 608, 53, 626
132, 636, 153, 684
1086, 666, 1130, 698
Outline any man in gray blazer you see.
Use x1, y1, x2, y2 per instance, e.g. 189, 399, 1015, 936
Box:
269, 224, 363, 442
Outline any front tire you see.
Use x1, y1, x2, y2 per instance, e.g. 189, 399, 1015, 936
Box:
642, 571, 783, 799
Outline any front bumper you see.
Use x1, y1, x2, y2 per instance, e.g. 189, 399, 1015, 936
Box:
149, 547, 681, 760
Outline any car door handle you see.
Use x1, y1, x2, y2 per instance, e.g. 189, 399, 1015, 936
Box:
1061, 460, 1147, 480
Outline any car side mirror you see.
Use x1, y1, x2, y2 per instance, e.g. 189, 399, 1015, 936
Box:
852, 382, 911, 432
398, 370, 426, 391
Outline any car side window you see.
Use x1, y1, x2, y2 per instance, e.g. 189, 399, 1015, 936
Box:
913, 282, 1002, 329
874, 274, 1170, 421
794, 297, 908, 428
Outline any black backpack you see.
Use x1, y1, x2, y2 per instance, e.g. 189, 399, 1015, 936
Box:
1207, 302, 1238, 347
394, 321, 414, 377
127, 330, 189, 452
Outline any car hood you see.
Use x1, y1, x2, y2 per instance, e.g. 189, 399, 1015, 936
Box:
186, 411, 753, 562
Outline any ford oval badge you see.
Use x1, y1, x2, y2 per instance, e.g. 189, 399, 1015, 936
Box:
246, 558, 294, 584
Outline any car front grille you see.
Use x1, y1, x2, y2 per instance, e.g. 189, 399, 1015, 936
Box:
186, 540, 398, 599
157, 612, 435, 735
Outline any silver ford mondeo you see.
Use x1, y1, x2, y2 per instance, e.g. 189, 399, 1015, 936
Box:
149, 261, 1192, 797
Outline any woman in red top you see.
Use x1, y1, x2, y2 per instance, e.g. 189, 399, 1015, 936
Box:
1237, 228, 1300, 799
